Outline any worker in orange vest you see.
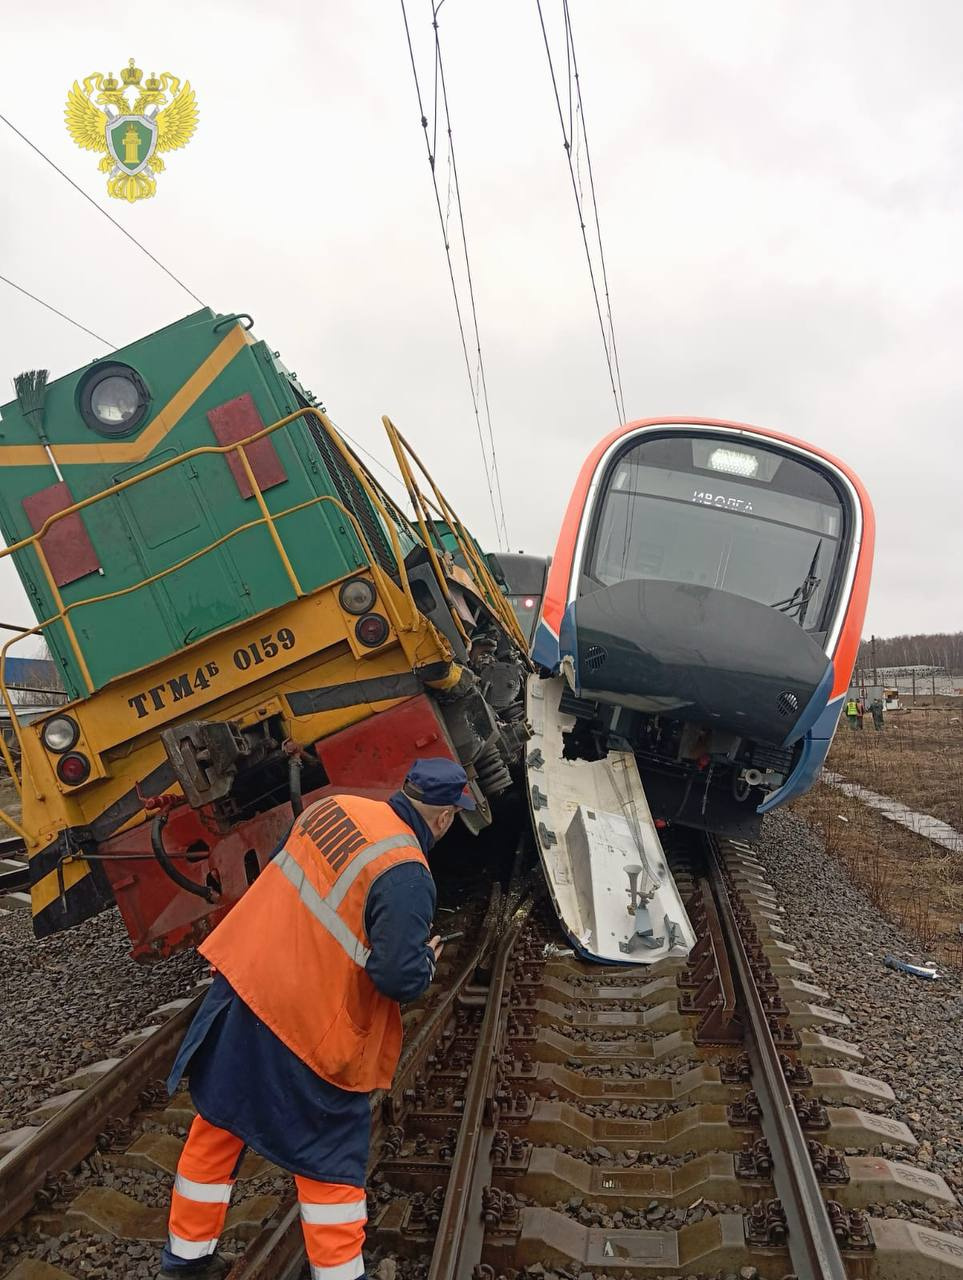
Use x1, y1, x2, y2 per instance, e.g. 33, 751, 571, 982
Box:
157, 757, 475, 1280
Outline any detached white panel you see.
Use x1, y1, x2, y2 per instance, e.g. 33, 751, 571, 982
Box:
526, 674, 695, 964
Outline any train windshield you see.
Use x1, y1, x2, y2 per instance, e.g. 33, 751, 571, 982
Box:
584, 433, 848, 632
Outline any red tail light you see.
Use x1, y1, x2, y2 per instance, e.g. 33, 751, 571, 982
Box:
356, 614, 390, 647
57, 753, 91, 786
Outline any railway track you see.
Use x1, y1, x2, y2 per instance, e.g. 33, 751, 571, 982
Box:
0, 835, 29, 902
361, 833, 963, 1279
3, 834, 963, 1280
0, 878, 504, 1279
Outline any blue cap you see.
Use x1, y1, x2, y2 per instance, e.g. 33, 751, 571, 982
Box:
403, 757, 476, 810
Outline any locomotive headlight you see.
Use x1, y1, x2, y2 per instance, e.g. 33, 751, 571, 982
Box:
90, 376, 140, 426
339, 578, 377, 615
42, 715, 79, 754
707, 447, 760, 478
78, 362, 150, 437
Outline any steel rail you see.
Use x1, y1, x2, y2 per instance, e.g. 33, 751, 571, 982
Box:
0, 993, 204, 1236
0, 863, 29, 892
0, 834, 26, 857
704, 839, 849, 1280
226, 1201, 305, 1280
427, 894, 535, 1280
0, 834, 29, 891
389, 882, 503, 1098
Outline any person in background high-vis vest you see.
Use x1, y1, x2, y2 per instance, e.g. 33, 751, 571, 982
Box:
156, 757, 475, 1280
844, 697, 859, 729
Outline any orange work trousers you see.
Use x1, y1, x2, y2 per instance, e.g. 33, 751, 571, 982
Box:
167, 1114, 367, 1279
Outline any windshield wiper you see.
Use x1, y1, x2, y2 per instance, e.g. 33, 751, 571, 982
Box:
769, 540, 822, 626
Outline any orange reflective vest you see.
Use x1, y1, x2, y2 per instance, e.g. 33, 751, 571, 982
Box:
200, 794, 429, 1092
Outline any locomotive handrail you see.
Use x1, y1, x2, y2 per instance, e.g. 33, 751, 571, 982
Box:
303, 409, 420, 632
0, 799, 28, 841
0, 403, 517, 845
383, 420, 473, 650
0, 407, 419, 630
401, 429, 530, 654
0, 404, 425, 706
0, 486, 416, 751
383, 419, 532, 656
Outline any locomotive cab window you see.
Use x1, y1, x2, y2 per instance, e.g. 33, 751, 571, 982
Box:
582, 432, 851, 633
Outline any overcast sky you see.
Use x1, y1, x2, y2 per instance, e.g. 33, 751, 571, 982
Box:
1, 0, 960, 642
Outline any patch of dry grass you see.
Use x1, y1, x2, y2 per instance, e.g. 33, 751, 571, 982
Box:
827, 704, 963, 831
792, 770, 963, 969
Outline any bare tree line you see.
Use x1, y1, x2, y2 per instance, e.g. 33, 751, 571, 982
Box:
858, 631, 963, 673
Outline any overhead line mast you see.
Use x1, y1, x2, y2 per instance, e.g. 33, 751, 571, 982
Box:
398, 0, 511, 551
535, 0, 627, 426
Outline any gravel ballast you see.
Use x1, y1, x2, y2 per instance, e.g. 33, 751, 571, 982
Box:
758, 806, 963, 1231
0, 905, 205, 1129
2, 805, 962, 1278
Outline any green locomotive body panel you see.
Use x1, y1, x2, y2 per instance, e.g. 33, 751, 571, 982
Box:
0, 310, 403, 698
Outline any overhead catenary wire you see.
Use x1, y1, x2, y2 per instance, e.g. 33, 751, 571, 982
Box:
0, 96, 452, 533
563, 0, 627, 423
0, 273, 410, 510
398, 0, 511, 550
535, 0, 627, 427
0, 274, 116, 349
430, 3, 510, 552
0, 112, 205, 308
0, 111, 417, 518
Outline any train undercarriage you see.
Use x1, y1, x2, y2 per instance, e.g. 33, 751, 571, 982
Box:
556, 688, 798, 839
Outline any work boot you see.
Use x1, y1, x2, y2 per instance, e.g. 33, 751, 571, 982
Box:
158, 1255, 232, 1279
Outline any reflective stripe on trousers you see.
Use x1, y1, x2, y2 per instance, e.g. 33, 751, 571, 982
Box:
308, 1257, 366, 1279
298, 1178, 366, 1279
167, 1114, 243, 1260
165, 1115, 366, 1273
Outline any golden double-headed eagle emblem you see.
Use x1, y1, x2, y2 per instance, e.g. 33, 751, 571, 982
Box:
65, 59, 198, 202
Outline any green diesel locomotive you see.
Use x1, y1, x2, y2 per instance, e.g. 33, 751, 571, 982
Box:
0, 308, 530, 958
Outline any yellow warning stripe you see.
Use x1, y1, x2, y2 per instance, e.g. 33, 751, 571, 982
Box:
0, 324, 249, 467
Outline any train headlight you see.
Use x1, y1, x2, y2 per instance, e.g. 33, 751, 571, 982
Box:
707, 447, 759, 478
91, 377, 140, 425
42, 715, 79, 754
339, 578, 377, 615
78, 363, 150, 437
